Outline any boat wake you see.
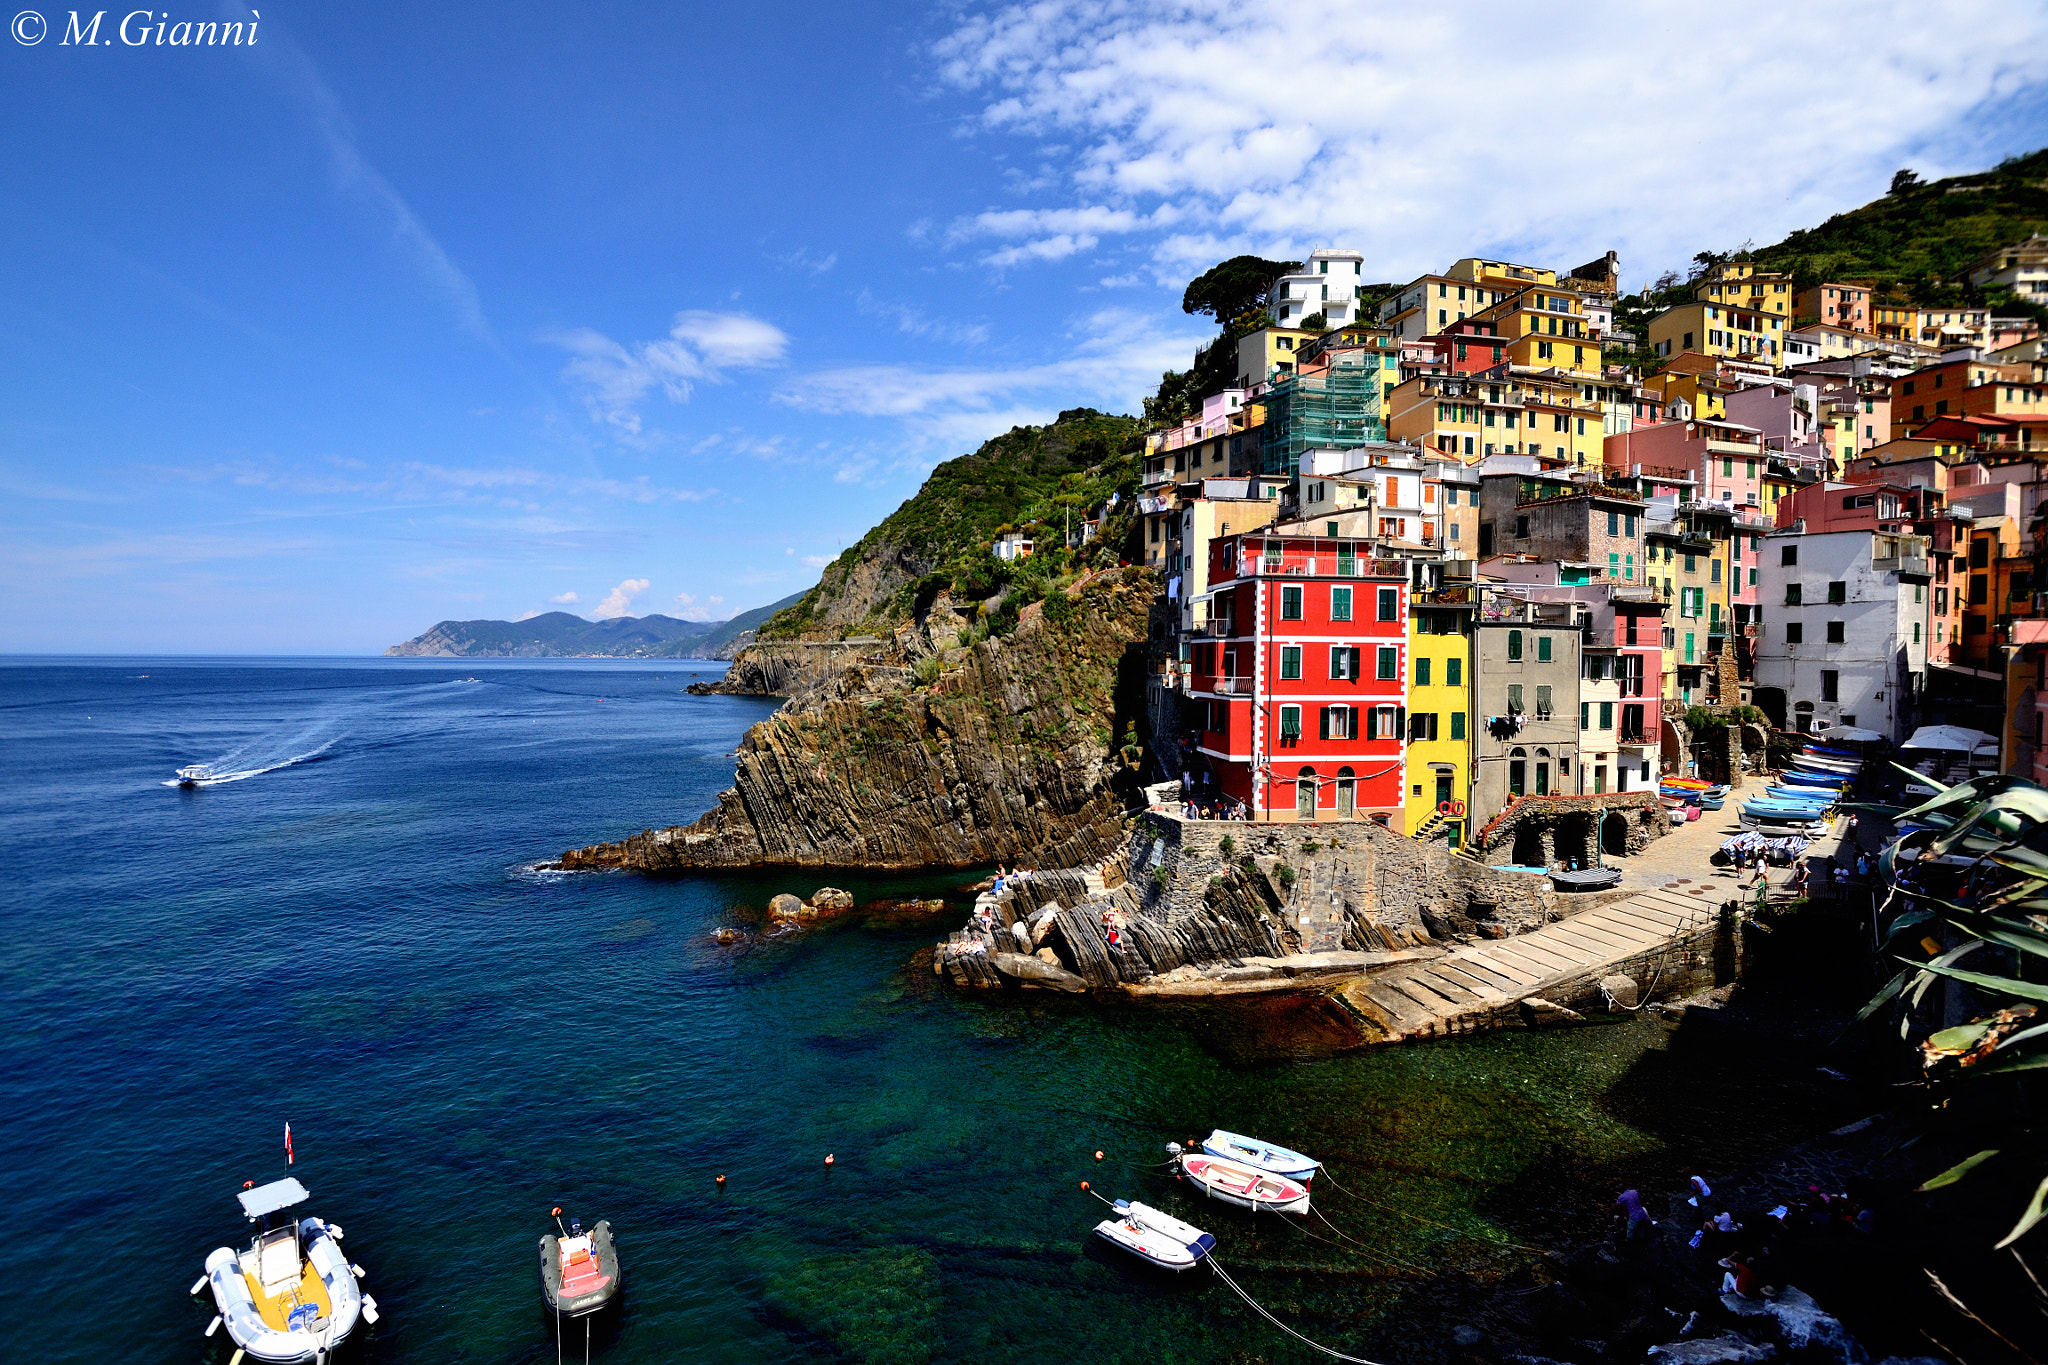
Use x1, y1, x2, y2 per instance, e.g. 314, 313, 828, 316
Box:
166, 736, 340, 788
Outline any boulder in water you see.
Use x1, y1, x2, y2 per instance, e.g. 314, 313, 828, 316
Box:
809, 887, 855, 914
768, 893, 805, 922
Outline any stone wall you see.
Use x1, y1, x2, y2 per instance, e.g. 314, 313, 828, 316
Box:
1468, 791, 1669, 863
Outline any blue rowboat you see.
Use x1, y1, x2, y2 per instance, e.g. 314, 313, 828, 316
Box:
1765, 787, 1835, 805
1744, 798, 1832, 818
1199, 1129, 1321, 1181
1779, 771, 1848, 789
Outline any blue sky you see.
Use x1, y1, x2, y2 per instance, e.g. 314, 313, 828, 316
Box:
3, 0, 2045, 653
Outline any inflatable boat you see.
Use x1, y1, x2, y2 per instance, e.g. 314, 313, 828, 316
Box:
1176, 1153, 1312, 1214
1092, 1199, 1215, 1270
540, 1212, 621, 1318
198, 1178, 373, 1364
1197, 1130, 1321, 1181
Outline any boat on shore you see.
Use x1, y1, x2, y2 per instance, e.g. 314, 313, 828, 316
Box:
1197, 1130, 1321, 1181
1550, 865, 1624, 891
539, 1210, 621, 1319
1092, 1199, 1215, 1270
1175, 1152, 1312, 1214
198, 1177, 373, 1364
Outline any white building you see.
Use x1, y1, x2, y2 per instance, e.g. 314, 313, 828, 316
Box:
1754, 526, 1931, 740
1271, 249, 1367, 329
1967, 233, 2048, 302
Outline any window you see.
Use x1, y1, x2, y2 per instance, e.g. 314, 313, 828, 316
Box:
1415, 656, 1432, 686
1331, 587, 1353, 621
1281, 585, 1303, 620
1599, 701, 1614, 730
1515, 515, 1530, 538
1826, 621, 1845, 643
1507, 630, 1523, 660
1450, 712, 1466, 740
1785, 622, 1804, 644
1685, 632, 1696, 663
1507, 683, 1524, 713
1280, 646, 1302, 680
1972, 575, 1989, 605
1684, 553, 1697, 573
1608, 511, 1620, 536
1913, 622, 1922, 643
1711, 559, 1722, 584
1446, 657, 1463, 687
1377, 587, 1398, 621
1537, 636, 1553, 663
1781, 545, 1797, 566
1785, 583, 1802, 605
1409, 712, 1438, 741
1321, 706, 1353, 740
1827, 581, 1846, 604
1376, 646, 1397, 680
1821, 670, 1839, 702
1535, 684, 1553, 718
1280, 705, 1301, 740
1331, 646, 1363, 680
1581, 701, 1590, 731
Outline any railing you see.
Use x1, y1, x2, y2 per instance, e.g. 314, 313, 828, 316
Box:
1202, 619, 1238, 638
1211, 678, 1251, 695
1610, 584, 1657, 601
1415, 584, 1475, 605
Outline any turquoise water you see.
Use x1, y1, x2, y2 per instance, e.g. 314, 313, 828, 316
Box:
0, 659, 1854, 1363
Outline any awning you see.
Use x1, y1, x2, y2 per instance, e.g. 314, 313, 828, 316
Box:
238, 1177, 309, 1219
1900, 725, 1998, 752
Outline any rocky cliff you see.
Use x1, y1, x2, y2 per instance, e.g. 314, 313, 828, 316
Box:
557, 569, 1157, 872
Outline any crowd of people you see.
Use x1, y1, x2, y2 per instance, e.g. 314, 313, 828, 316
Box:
1616, 1172, 1874, 1306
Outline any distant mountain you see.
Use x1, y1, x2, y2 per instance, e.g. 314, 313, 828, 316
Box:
383, 592, 807, 659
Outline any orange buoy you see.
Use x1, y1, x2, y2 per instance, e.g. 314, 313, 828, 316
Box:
243, 1181, 255, 1190
1094, 1150, 1104, 1161
716, 1175, 726, 1186
1079, 1181, 1090, 1192
551, 1206, 562, 1217
825, 1154, 835, 1166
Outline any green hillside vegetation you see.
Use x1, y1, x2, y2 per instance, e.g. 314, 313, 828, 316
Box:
384, 592, 805, 657
757, 408, 1145, 643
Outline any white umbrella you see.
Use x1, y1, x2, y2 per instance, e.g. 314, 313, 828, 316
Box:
1900, 725, 1998, 752
1819, 726, 1886, 743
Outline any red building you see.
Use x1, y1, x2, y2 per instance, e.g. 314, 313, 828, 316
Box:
1191, 530, 1410, 820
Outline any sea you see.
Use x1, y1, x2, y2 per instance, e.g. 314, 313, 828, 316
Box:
0, 657, 1865, 1363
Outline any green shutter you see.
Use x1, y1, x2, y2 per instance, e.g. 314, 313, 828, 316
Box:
1451, 712, 1465, 740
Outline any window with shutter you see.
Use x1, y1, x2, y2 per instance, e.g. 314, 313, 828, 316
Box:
1280, 705, 1301, 739
1507, 683, 1523, 712
1320, 706, 1333, 739
1507, 630, 1523, 660
1537, 636, 1552, 663
1376, 646, 1395, 680
1536, 685, 1552, 718
1451, 712, 1465, 739
1330, 647, 1348, 680
1281, 646, 1301, 680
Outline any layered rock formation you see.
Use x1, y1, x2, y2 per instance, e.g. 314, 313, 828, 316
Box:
556, 569, 1156, 872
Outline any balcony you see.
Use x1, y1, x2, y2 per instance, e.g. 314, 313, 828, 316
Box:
1201, 619, 1239, 638
1873, 554, 1931, 579
1211, 677, 1251, 695
1610, 584, 1658, 601
1414, 584, 1475, 606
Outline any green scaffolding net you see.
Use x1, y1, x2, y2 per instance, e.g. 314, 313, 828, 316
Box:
1259, 363, 1388, 476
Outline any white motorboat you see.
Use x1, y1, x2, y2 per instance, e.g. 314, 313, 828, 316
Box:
1092, 1199, 1216, 1270
176, 764, 208, 786
1195, 1130, 1321, 1181
1176, 1152, 1312, 1214
197, 1178, 376, 1363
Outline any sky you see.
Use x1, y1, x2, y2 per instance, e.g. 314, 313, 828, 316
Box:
3, 0, 2046, 653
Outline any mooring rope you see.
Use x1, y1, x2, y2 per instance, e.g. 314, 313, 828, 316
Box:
1207, 1256, 1389, 1365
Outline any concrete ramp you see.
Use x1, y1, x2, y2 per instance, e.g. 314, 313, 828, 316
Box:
1338, 884, 1726, 1041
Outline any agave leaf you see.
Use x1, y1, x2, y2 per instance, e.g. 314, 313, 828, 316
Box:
1857, 967, 1911, 1022
1979, 1049, 2048, 1076
1889, 760, 1952, 794
1909, 940, 1987, 1009
1946, 916, 2048, 961
1898, 956, 2048, 1005
1993, 1020, 2048, 1053
1881, 908, 1939, 947
1927, 1021, 1995, 1053
1919, 1149, 2001, 1191
1896, 774, 2033, 825
1996, 1175, 2048, 1249
1928, 791, 2048, 861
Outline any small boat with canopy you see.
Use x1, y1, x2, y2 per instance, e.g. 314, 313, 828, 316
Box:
197, 1177, 374, 1364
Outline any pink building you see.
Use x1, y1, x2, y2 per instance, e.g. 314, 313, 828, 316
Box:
1604, 414, 1768, 514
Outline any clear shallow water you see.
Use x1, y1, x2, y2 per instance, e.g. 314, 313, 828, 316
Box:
0, 659, 1854, 1363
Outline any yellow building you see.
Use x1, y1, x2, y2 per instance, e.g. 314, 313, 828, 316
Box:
1404, 596, 1474, 846
1468, 286, 1604, 377
1385, 373, 1611, 465
1446, 257, 1561, 289
1647, 300, 1786, 368
1694, 261, 1794, 320
1234, 327, 1315, 388
1639, 367, 1731, 421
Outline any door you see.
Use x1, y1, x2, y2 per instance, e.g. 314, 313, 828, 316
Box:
1337, 767, 1356, 818
1296, 770, 1317, 820
1434, 771, 1453, 808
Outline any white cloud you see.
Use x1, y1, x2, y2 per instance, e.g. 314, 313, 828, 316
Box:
931, 1, 2048, 288
801, 554, 834, 568
515, 608, 542, 621
594, 577, 650, 618
550, 591, 579, 604
552, 311, 790, 433
673, 591, 726, 621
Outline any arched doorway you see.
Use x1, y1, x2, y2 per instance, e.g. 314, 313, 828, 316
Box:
1603, 810, 1629, 857
1794, 700, 1815, 734
1535, 747, 1552, 796
1336, 766, 1356, 818
1512, 822, 1545, 867
1508, 747, 1528, 797
1296, 767, 1317, 820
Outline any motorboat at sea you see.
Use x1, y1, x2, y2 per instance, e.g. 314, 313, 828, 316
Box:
1175, 1152, 1312, 1214
539, 1210, 621, 1318
1197, 1130, 1321, 1181
1092, 1199, 1216, 1270
198, 1177, 374, 1364
176, 764, 209, 787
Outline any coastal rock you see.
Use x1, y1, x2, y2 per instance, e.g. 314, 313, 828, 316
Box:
1646, 1336, 1775, 1365
989, 951, 1087, 992
808, 887, 855, 914
556, 571, 1155, 873
1599, 974, 1640, 1010
768, 893, 806, 922
1720, 1288, 1868, 1364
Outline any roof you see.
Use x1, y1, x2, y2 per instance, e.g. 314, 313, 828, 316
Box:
239, 1177, 310, 1219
